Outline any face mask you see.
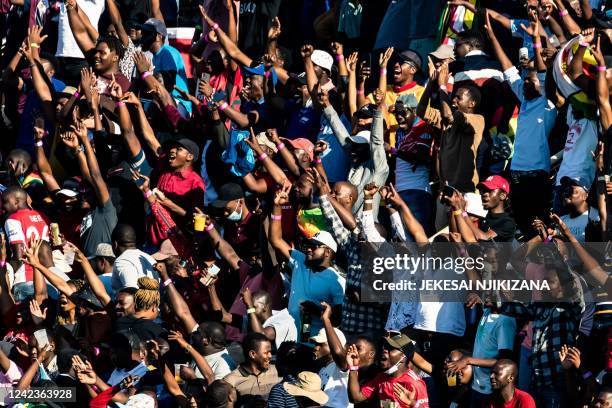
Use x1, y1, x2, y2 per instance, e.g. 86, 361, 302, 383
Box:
227, 201, 243, 222
384, 356, 405, 375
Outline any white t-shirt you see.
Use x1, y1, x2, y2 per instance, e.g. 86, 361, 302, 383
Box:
504, 67, 557, 172
263, 309, 298, 349
111, 249, 159, 292
471, 309, 516, 395
287, 250, 346, 336
556, 106, 598, 188
56, 0, 105, 58
194, 349, 236, 380
561, 208, 599, 243
319, 362, 353, 408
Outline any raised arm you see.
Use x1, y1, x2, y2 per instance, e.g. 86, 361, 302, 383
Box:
552, 0, 581, 36
240, 288, 276, 341
269, 184, 293, 260
378, 47, 393, 94
449, 1, 511, 30
23, 243, 75, 297
65, 0, 97, 55
20, 36, 55, 123
437, 62, 454, 126
244, 128, 288, 186
157, 265, 198, 332
320, 90, 351, 147
74, 119, 110, 206
122, 92, 162, 157
484, 11, 513, 72
201, 213, 241, 270
346, 52, 359, 117
321, 302, 347, 369
168, 330, 214, 384
33, 120, 60, 192
70, 243, 111, 306
105, 0, 129, 46
382, 184, 428, 244
200, 6, 252, 68
591, 37, 612, 130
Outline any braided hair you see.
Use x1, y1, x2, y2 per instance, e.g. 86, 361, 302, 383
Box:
134, 277, 160, 312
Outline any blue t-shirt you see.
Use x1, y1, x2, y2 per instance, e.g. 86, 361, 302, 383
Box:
152, 44, 191, 113
317, 114, 351, 183
285, 100, 320, 140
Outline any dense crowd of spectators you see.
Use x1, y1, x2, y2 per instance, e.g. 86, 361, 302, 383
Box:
0, 0, 610, 407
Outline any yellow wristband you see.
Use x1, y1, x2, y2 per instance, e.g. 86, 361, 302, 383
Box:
30, 43, 40, 49
247, 307, 256, 314
452, 209, 462, 216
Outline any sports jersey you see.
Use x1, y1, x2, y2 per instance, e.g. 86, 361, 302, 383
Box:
5, 208, 50, 281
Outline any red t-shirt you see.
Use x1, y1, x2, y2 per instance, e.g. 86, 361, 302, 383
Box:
5, 209, 50, 281
361, 370, 429, 408
483, 389, 536, 408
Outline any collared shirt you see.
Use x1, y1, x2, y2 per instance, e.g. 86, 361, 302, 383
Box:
224, 211, 261, 258
156, 167, 205, 218
319, 195, 387, 334
224, 364, 281, 403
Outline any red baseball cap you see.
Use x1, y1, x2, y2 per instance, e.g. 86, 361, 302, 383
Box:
287, 138, 314, 161
478, 175, 510, 194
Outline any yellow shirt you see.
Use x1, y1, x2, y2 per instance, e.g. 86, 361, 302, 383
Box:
368, 82, 425, 146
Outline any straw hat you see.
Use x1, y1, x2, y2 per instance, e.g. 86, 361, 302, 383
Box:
283, 371, 329, 405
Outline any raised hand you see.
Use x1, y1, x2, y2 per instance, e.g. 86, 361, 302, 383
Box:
28, 25, 48, 47
308, 167, 330, 196
33, 117, 46, 142
29, 300, 47, 326
363, 182, 378, 199
72, 355, 97, 385
379, 47, 394, 68
133, 51, 152, 74
346, 344, 360, 367
198, 80, 214, 99
130, 169, 151, 192
266, 128, 281, 144
274, 183, 291, 206
591, 35, 605, 67
317, 85, 330, 107
346, 52, 358, 73
168, 330, 190, 349
314, 140, 328, 156
109, 73, 123, 100
70, 120, 88, 142
437, 61, 450, 86
581, 28, 595, 45
532, 218, 549, 240
80, 68, 96, 96
320, 301, 332, 321
268, 17, 281, 40
593, 141, 605, 174
121, 92, 141, 106
549, 213, 570, 237
245, 127, 264, 154
381, 184, 404, 208
520, 9, 540, 38
358, 61, 371, 82
240, 287, 254, 308
373, 88, 385, 106
22, 237, 42, 267
301, 44, 314, 59
559, 344, 581, 370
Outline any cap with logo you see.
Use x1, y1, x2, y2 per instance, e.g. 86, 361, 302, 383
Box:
560, 176, 589, 192
478, 175, 510, 194
310, 230, 338, 252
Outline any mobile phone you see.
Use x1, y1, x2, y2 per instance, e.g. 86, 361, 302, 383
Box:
201, 73, 211, 83
519, 47, 529, 61
140, 98, 154, 113
195, 73, 211, 101
442, 184, 457, 198
212, 90, 226, 103
33, 329, 49, 348
360, 52, 372, 70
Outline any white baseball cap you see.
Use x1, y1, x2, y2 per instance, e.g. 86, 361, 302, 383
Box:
311, 50, 333, 72
311, 230, 338, 253
310, 327, 346, 346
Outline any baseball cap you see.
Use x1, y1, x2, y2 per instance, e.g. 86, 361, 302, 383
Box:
398, 50, 422, 70
310, 230, 337, 252
310, 327, 346, 346
478, 175, 510, 194
383, 333, 416, 358
429, 44, 455, 61
212, 183, 244, 209
93, 243, 115, 258
171, 138, 200, 161
396, 93, 419, 110
242, 63, 266, 77
311, 50, 333, 72
256, 132, 278, 153
152, 239, 179, 261
355, 103, 376, 119
348, 130, 371, 145
287, 138, 314, 161
560, 176, 589, 192
141, 18, 167, 38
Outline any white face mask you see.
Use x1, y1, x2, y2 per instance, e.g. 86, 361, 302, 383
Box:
384, 356, 405, 375
226, 201, 243, 222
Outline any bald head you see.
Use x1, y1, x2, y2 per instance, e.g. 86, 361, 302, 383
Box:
2, 186, 28, 214
333, 181, 358, 208
490, 359, 518, 391
497, 359, 517, 377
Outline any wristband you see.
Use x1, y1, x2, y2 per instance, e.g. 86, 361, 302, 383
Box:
144, 190, 154, 198
276, 142, 285, 151
364, 199, 373, 204
141, 71, 152, 80
313, 157, 322, 164
212, 23, 219, 31
452, 209, 462, 216
258, 152, 268, 161
356, 90, 364, 95
74, 145, 84, 154
544, 235, 553, 242
598, 176, 607, 181
380, 68, 387, 76
115, 101, 125, 108
336, 55, 344, 62
579, 41, 590, 47
271, 214, 282, 221
559, 9, 569, 16
582, 370, 593, 379
184, 344, 193, 351
247, 307, 257, 314
219, 102, 229, 111
349, 366, 359, 372
73, 91, 80, 99
163, 278, 173, 287
533, 42, 542, 49
35, 141, 43, 147
265, 71, 271, 79
93, 346, 100, 356
598, 65, 607, 72
0, 261, 5, 268
389, 147, 397, 156
205, 223, 214, 232
461, 211, 468, 217
439, 85, 447, 92
30, 43, 40, 49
